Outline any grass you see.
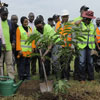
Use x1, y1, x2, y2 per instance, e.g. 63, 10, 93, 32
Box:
0, 76, 100, 100
1, 60, 100, 100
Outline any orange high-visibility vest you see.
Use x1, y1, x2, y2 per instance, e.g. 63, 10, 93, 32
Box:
55, 21, 61, 32
56, 21, 72, 47
96, 27, 100, 43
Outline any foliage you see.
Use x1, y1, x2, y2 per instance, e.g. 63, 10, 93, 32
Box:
26, 22, 85, 77
53, 79, 70, 95
53, 79, 70, 100
51, 22, 85, 75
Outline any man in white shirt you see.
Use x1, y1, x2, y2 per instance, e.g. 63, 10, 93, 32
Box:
28, 12, 35, 31
28, 12, 37, 75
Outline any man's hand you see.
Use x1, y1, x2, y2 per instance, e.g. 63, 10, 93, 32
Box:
12, 43, 15, 48
41, 56, 45, 62
98, 46, 100, 51
18, 50, 22, 56
48, 45, 52, 50
70, 44, 75, 52
32, 48, 35, 53
2, 44, 6, 51
37, 42, 40, 46
43, 44, 52, 57
75, 19, 83, 25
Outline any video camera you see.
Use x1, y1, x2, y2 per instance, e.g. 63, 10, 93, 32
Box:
0, 1, 8, 7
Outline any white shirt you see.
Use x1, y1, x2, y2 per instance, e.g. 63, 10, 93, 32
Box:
28, 21, 34, 31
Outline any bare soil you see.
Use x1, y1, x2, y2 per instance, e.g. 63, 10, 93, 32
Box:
1, 79, 100, 100
18, 80, 99, 100
19, 80, 40, 97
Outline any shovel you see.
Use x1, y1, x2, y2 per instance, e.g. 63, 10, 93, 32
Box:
39, 49, 53, 93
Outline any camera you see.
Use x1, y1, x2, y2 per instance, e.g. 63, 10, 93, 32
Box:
0, 1, 8, 7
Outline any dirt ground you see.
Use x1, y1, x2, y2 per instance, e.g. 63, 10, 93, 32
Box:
18, 80, 73, 100
17, 80, 97, 100
18, 80, 57, 100
1, 79, 100, 100
19, 80, 40, 96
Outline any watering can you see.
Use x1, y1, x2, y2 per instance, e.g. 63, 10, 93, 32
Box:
0, 76, 23, 96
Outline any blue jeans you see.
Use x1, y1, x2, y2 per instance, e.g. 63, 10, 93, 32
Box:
79, 46, 94, 81
0, 39, 1, 57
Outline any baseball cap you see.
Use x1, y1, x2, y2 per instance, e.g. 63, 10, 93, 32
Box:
80, 5, 89, 12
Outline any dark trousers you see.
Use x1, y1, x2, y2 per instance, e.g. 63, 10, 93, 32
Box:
12, 48, 18, 70
0, 39, 1, 57
79, 46, 94, 81
38, 50, 51, 79
60, 54, 71, 80
38, 58, 51, 79
12, 48, 18, 63
61, 61, 70, 80
31, 55, 37, 75
94, 44, 100, 72
73, 56, 89, 80
18, 56, 30, 80
73, 57, 80, 80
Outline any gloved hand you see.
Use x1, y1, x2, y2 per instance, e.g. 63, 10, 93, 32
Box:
2, 44, 6, 51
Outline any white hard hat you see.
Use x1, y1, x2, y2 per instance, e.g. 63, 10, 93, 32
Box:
61, 9, 69, 16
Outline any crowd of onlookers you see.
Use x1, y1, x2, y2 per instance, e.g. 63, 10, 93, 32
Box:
0, 2, 100, 83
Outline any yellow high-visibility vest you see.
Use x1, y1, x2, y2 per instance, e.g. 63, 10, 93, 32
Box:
77, 22, 96, 49
19, 26, 32, 52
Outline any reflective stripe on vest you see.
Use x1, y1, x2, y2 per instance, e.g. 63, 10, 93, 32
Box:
96, 34, 100, 36
78, 41, 95, 44
21, 40, 26, 42
57, 22, 72, 47
55, 21, 61, 32
77, 22, 95, 49
21, 45, 32, 48
19, 26, 32, 52
96, 27, 100, 43
80, 33, 94, 37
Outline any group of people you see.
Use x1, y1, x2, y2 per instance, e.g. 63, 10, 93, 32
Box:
0, 3, 100, 83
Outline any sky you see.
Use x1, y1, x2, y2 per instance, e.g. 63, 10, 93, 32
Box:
1, 0, 100, 24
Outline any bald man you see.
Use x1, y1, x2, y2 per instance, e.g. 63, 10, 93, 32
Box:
28, 12, 35, 31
